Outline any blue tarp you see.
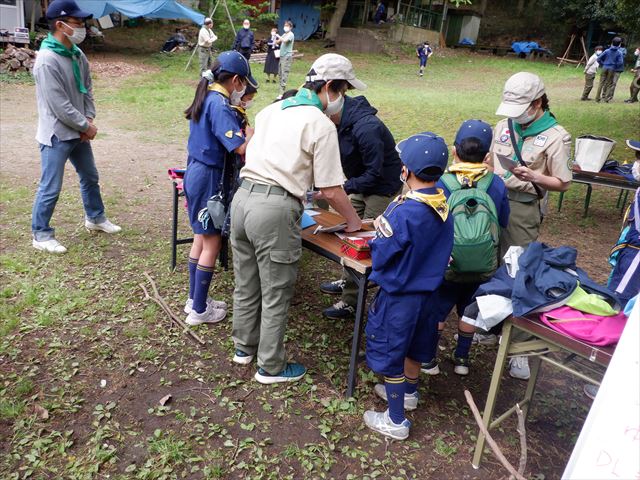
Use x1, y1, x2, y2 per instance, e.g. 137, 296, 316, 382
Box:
75, 0, 204, 25
511, 41, 540, 54
279, 0, 320, 41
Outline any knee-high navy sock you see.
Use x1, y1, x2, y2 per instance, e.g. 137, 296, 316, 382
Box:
455, 328, 474, 360
193, 264, 214, 314
188, 257, 198, 300
405, 375, 419, 395
384, 376, 406, 424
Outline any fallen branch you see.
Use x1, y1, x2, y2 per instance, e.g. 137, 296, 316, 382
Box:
464, 390, 527, 480
513, 403, 527, 480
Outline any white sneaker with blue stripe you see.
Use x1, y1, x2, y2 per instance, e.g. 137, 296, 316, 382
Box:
254, 362, 306, 384
363, 409, 411, 440
373, 384, 419, 411
233, 349, 254, 365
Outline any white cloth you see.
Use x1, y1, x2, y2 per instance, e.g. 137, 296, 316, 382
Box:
198, 27, 217, 48
632, 161, 640, 181
503, 246, 525, 278
461, 295, 513, 331
584, 53, 599, 75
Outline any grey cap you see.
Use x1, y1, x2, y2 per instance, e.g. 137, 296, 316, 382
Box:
306, 53, 367, 91
496, 72, 545, 118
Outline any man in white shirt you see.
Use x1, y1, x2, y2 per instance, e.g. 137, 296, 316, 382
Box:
581, 45, 603, 101
198, 18, 217, 74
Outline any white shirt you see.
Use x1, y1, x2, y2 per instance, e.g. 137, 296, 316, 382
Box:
198, 27, 217, 48
584, 53, 600, 75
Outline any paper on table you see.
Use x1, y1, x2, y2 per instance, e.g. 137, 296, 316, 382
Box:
304, 210, 321, 217
335, 231, 377, 240
301, 212, 317, 229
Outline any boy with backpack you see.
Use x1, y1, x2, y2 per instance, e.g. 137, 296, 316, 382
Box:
422, 120, 510, 376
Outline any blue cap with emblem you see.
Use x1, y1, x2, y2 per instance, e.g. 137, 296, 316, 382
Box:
46, 0, 92, 19
215, 50, 258, 88
454, 119, 493, 152
396, 132, 449, 181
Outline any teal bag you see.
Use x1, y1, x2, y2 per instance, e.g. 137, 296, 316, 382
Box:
440, 173, 500, 283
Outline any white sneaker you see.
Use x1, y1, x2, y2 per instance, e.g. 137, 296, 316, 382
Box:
373, 384, 419, 411
509, 356, 530, 380
455, 332, 499, 346
184, 297, 228, 315
185, 303, 227, 326
420, 359, 440, 375
233, 349, 255, 365
33, 238, 67, 254
85, 219, 122, 234
363, 409, 411, 440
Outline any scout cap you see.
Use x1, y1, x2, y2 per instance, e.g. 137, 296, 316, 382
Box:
496, 72, 545, 118
396, 132, 449, 181
216, 50, 258, 88
46, 0, 92, 19
454, 119, 493, 152
626, 139, 640, 152
306, 54, 367, 90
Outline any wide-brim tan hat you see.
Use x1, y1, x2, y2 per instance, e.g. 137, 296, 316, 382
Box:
306, 53, 367, 90
496, 72, 545, 118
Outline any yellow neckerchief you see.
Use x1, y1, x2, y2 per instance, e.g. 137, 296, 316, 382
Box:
447, 162, 488, 187
394, 188, 449, 222
208, 83, 230, 97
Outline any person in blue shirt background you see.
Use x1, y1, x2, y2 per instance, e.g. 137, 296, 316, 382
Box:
363, 132, 453, 440
595, 36, 625, 103
233, 19, 255, 61
182, 51, 256, 326
416, 41, 433, 77
422, 120, 510, 377
374, 1, 386, 24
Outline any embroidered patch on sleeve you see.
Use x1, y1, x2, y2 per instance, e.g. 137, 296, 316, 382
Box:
225, 130, 233, 138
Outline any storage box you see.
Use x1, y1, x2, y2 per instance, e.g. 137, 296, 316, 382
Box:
575, 135, 616, 172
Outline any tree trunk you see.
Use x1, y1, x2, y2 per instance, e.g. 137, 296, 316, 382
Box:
479, 0, 488, 15
326, 0, 349, 41
516, 0, 526, 15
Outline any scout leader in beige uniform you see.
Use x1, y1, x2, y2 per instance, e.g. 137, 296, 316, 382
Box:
198, 18, 217, 74
491, 72, 572, 260
230, 54, 366, 384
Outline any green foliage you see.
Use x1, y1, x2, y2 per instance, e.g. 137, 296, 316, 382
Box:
202, 0, 277, 50
539, 0, 640, 32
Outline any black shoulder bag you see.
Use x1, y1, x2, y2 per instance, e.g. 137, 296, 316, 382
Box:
508, 118, 545, 200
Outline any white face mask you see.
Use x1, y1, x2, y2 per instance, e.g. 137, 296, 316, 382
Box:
596, 50, 603, 56
513, 105, 537, 125
635, 50, 640, 57
283, 26, 291, 33
241, 99, 254, 109
62, 22, 86, 44
324, 88, 344, 117
243, 24, 250, 30
230, 80, 247, 106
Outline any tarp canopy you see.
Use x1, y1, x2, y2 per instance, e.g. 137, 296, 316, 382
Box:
75, 0, 205, 25
279, 0, 320, 41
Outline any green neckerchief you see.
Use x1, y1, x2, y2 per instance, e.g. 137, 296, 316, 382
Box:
281, 88, 323, 111
40, 33, 87, 94
512, 110, 558, 154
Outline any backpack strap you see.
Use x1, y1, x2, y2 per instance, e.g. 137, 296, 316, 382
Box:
474, 172, 494, 192
440, 173, 461, 193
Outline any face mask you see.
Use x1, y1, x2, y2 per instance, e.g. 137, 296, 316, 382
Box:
62, 22, 86, 44
635, 50, 640, 57
513, 105, 537, 125
243, 24, 250, 30
399, 168, 408, 186
596, 50, 603, 56
324, 89, 344, 117
241, 99, 254, 109
283, 26, 291, 33
230, 81, 247, 106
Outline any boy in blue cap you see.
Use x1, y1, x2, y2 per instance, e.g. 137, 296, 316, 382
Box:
363, 132, 454, 440
421, 120, 510, 376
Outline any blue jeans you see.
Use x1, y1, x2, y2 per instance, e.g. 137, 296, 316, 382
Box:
31, 136, 105, 241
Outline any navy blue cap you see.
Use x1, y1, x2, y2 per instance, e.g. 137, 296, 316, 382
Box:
215, 50, 258, 88
46, 0, 92, 20
454, 119, 493, 152
626, 139, 640, 152
396, 132, 449, 181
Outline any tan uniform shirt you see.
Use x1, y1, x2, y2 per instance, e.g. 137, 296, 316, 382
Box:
491, 117, 572, 197
198, 27, 217, 48
240, 102, 346, 199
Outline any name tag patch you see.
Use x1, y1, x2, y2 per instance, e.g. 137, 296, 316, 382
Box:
533, 135, 548, 147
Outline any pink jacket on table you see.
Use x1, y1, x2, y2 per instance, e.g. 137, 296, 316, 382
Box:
540, 306, 627, 346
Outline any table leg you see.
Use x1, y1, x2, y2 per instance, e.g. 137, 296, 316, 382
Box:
472, 320, 513, 469
345, 269, 368, 398
616, 189, 623, 208
583, 184, 592, 218
557, 191, 565, 212
620, 190, 630, 216
171, 182, 179, 270
521, 354, 542, 422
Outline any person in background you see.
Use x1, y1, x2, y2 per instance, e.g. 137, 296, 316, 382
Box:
374, 1, 386, 24
264, 27, 280, 83
416, 41, 433, 77
581, 45, 603, 101
182, 52, 256, 326
31, 0, 121, 254
320, 95, 402, 319
624, 47, 640, 104
277, 21, 295, 99
230, 54, 365, 384
198, 18, 217, 74
363, 132, 453, 440
233, 19, 254, 61
595, 37, 624, 103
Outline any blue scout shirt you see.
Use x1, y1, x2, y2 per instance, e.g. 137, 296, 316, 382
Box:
417, 45, 432, 58
187, 89, 244, 168
369, 187, 454, 294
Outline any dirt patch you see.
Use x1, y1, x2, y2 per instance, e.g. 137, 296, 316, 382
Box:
88, 54, 160, 79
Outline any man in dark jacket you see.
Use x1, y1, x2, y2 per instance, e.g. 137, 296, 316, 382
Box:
233, 19, 254, 60
320, 95, 402, 318
595, 37, 625, 103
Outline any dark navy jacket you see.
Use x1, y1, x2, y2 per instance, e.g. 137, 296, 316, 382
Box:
338, 96, 402, 196
597, 45, 624, 73
369, 187, 454, 294
233, 28, 254, 50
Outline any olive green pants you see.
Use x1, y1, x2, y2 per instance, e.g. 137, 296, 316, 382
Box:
230, 185, 303, 374
499, 197, 541, 260
581, 73, 595, 100
198, 47, 212, 74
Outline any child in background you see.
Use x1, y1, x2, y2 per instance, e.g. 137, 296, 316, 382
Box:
363, 132, 453, 440
416, 41, 433, 77
581, 46, 603, 101
421, 120, 510, 376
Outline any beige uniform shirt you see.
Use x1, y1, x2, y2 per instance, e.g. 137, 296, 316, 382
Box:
491, 117, 572, 197
241, 102, 346, 199
198, 27, 217, 48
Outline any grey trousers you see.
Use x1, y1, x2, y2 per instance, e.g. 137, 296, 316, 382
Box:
199, 47, 212, 74
231, 185, 303, 374
278, 54, 293, 96
581, 73, 595, 99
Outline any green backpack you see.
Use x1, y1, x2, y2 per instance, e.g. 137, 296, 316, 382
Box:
440, 172, 500, 283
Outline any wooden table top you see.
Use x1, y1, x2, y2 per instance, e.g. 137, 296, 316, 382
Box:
572, 169, 640, 188
512, 315, 615, 367
301, 209, 373, 275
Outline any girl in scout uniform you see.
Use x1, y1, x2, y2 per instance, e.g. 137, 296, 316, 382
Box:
491, 72, 572, 380
182, 51, 256, 326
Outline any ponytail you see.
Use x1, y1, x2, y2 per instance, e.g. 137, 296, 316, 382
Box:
185, 77, 210, 122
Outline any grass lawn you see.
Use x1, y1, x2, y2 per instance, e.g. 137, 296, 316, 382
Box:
1, 37, 638, 480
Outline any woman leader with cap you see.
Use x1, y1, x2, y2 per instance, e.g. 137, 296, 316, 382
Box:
182, 51, 256, 327
490, 72, 572, 380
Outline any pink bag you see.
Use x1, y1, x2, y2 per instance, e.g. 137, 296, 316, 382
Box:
539, 306, 627, 346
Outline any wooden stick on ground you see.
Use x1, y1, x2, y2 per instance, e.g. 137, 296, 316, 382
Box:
513, 403, 527, 480
464, 390, 527, 480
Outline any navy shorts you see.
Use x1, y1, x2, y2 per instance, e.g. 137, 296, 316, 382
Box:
365, 290, 439, 376
419, 56, 427, 67
183, 157, 223, 235
430, 280, 481, 324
